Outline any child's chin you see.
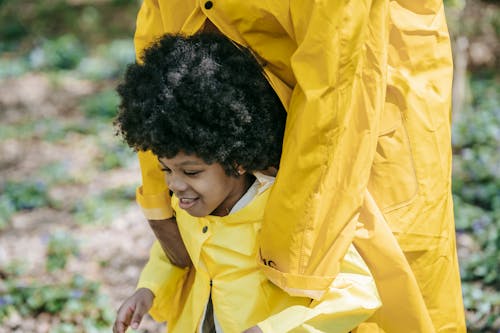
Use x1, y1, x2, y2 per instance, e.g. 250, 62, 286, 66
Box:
183, 207, 207, 217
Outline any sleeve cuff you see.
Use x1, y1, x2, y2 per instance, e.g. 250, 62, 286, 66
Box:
136, 267, 188, 298
259, 262, 337, 300
136, 186, 174, 220
136, 281, 162, 298
137, 266, 189, 323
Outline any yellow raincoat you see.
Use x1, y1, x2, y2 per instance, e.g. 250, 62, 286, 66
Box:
134, 1, 465, 331
138, 181, 381, 332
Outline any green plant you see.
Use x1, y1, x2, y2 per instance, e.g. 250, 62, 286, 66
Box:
98, 139, 135, 170
0, 198, 15, 229
77, 38, 135, 80
444, 0, 465, 9
37, 161, 72, 185
0, 118, 70, 141
46, 231, 79, 272
0, 274, 113, 330
452, 72, 500, 331
31, 34, 86, 70
0, 57, 29, 78
0, 0, 138, 53
72, 186, 136, 225
81, 89, 120, 120
0, 180, 50, 211
462, 282, 500, 332
0, 180, 53, 228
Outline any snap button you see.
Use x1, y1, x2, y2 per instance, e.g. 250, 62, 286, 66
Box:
202, 225, 208, 233
204, 1, 213, 9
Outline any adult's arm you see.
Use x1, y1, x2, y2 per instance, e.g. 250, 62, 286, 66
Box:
133, 0, 175, 222
137, 150, 191, 267
148, 217, 191, 267
259, 0, 388, 298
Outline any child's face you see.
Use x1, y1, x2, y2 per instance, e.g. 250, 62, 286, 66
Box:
159, 152, 248, 217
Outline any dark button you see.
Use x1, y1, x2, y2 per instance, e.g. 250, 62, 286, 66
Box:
204, 1, 213, 9
202, 225, 208, 233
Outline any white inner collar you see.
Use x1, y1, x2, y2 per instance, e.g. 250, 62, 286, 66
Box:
229, 172, 275, 214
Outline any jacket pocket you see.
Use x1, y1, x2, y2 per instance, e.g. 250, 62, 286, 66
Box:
368, 104, 418, 212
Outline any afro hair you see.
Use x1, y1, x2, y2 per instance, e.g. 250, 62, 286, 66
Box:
115, 33, 286, 175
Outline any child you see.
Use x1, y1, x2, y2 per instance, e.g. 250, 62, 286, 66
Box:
113, 33, 380, 333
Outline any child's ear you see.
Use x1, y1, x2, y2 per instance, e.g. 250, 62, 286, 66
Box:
236, 165, 246, 176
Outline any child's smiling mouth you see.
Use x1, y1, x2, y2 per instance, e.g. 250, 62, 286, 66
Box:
179, 197, 199, 209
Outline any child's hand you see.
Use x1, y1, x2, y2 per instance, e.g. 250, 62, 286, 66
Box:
113, 288, 154, 333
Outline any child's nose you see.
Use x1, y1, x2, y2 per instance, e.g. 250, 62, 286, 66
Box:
167, 175, 189, 193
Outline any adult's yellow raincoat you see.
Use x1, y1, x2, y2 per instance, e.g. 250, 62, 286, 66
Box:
138, 184, 381, 332
133, 0, 466, 331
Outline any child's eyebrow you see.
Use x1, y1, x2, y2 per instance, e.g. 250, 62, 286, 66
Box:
178, 161, 203, 166
157, 159, 203, 168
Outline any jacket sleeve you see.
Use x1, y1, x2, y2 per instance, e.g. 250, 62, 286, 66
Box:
136, 240, 189, 321
133, 0, 173, 220
136, 150, 173, 220
257, 245, 381, 333
259, 0, 388, 298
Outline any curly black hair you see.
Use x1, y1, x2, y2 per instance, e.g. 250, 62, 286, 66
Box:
115, 33, 286, 175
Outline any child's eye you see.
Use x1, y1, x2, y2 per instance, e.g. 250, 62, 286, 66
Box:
161, 167, 172, 174
184, 170, 201, 176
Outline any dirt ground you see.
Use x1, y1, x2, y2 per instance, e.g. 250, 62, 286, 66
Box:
0, 73, 166, 332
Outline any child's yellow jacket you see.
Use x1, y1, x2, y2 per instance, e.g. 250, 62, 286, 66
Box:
133, 1, 465, 331
138, 187, 381, 333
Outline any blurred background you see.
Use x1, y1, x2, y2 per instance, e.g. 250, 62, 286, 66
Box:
0, 0, 498, 332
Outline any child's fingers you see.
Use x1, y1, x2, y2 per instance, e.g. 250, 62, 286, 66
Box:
130, 302, 148, 329
114, 289, 153, 332
113, 320, 128, 333
113, 305, 135, 333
